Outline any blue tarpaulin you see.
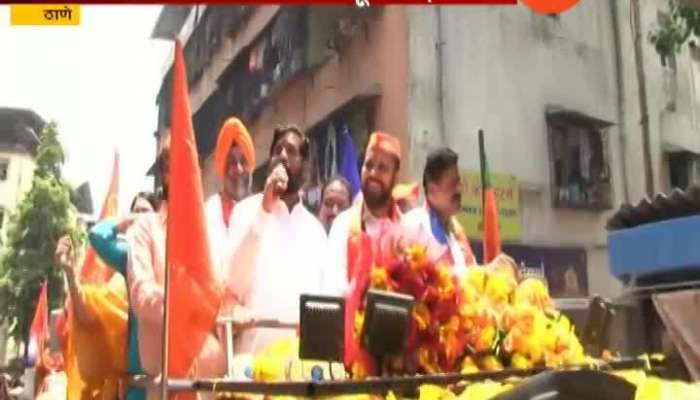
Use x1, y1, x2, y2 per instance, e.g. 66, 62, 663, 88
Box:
608, 215, 700, 280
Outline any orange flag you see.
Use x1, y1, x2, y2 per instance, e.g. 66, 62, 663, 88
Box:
80, 150, 119, 284
165, 39, 222, 386
479, 130, 501, 263
27, 281, 48, 368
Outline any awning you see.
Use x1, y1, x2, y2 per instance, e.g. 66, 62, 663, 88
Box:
653, 290, 700, 380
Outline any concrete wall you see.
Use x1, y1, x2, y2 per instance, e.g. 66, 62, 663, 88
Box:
246, 6, 410, 176
408, 3, 631, 298
0, 151, 35, 238
615, 0, 700, 194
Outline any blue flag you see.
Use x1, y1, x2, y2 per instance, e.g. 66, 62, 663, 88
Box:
337, 124, 361, 198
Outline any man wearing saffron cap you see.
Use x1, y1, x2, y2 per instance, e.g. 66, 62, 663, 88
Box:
402, 148, 476, 277
326, 131, 404, 374
205, 117, 256, 274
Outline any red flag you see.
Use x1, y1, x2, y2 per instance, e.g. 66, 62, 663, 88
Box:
27, 281, 48, 368
479, 130, 501, 263
80, 150, 120, 284
165, 39, 222, 386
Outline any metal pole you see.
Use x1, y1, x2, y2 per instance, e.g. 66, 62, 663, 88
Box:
478, 129, 486, 207
160, 254, 171, 399
224, 321, 235, 378
631, 0, 655, 197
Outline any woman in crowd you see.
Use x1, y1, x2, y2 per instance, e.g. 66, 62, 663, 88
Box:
54, 191, 157, 400
86, 191, 158, 400
317, 176, 352, 233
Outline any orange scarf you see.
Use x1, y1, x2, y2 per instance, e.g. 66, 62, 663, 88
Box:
449, 217, 476, 266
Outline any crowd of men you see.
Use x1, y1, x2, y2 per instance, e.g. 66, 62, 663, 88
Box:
38, 117, 512, 400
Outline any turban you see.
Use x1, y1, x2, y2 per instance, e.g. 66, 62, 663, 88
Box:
392, 182, 420, 201
214, 117, 256, 179
367, 131, 401, 161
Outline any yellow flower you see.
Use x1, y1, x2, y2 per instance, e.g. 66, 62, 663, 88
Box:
351, 361, 369, 379
413, 302, 431, 331
510, 353, 532, 370
252, 355, 286, 382
478, 355, 503, 372
474, 325, 496, 353
354, 312, 365, 338
484, 271, 516, 312
370, 267, 389, 290
464, 266, 487, 294
462, 282, 479, 304
457, 381, 512, 400
419, 384, 455, 400
417, 346, 440, 374
513, 278, 553, 311
407, 244, 428, 270
437, 265, 452, 286
460, 356, 479, 374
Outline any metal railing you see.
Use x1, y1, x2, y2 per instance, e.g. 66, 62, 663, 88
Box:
132, 356, 663, 397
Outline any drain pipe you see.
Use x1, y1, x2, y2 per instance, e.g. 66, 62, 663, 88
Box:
436, 6, 448, 146
631, 0, 655, 197
610, 0, 630, 203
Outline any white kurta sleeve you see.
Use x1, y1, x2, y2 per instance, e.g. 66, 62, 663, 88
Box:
323, 211, 351, 296
225, 195, 271, 301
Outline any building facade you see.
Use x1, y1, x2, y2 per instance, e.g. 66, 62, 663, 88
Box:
150, 2, 700, 311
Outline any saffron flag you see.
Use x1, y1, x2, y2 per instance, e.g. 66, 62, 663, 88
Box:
166, 39, 222, 387
479, 130, 501, 263
80, 150, 119, 284
27, 281, 48, 368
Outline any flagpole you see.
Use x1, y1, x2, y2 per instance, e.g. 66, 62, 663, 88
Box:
160, 252, 171, 399
478, 129, 486, 209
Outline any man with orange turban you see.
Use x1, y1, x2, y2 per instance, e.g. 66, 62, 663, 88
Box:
326, 131, 405, 374
205, 117, 256, 273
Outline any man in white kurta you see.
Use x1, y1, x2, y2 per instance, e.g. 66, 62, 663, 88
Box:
225, 125, 331, 354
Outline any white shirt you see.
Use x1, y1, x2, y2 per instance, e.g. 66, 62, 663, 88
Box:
325, 203, 402, 296
225, 193, 330, 354
402, 206, 469, 278
204, 193, 230, 282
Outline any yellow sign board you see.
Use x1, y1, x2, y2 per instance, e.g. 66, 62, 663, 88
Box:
456, 170, 522, 242
10, 5, 80, 26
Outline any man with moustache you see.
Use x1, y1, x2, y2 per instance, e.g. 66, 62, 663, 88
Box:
402, 148, 476, 277
326, 132, 404, 290
205, 117, 256, 273
127, 134, 225, 399
224, 125, 329, 355
325, 131, 404, 373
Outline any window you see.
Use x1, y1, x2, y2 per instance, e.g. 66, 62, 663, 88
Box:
547, 109, 613, 210
668, 151, 700, 190
0, 159, 8, 181
669, 152, 691, 190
